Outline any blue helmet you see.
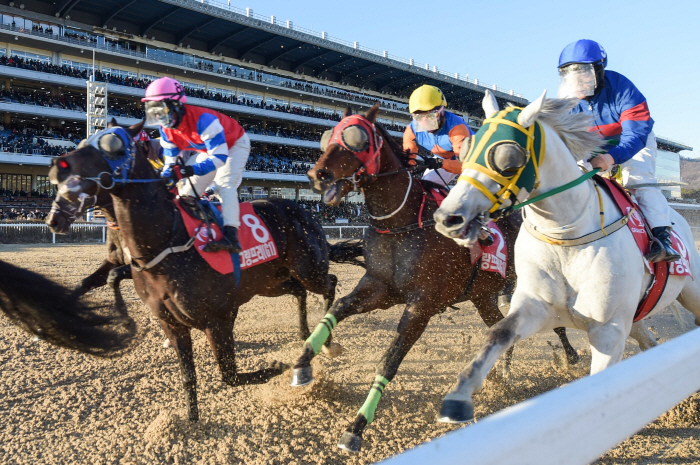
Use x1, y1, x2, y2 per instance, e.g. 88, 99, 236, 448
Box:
558, 39, 607, 69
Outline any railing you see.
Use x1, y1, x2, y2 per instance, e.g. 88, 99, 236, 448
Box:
0, 223, 368, 243
0, 222, 106, 244
383, 327, 700, 465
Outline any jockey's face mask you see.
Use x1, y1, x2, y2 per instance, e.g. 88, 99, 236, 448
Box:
558, 63, 596, 99
412, 107, 444, 132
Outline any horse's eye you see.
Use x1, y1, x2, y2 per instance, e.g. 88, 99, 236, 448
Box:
57, 159, 70, 171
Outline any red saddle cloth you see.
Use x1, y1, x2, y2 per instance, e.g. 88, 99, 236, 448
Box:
595, 177, 692, 321
174, 200, 279, 275
422, 182, 508, 278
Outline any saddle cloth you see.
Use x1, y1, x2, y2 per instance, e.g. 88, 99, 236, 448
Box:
420, 180, 508, 279
595, 176, 691, 321
174, 198, 279, 275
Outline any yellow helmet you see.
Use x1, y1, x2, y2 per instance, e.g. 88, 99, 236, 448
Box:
409, 85, 447, 114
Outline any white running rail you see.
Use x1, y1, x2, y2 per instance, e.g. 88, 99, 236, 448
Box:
383, 327, 700, 465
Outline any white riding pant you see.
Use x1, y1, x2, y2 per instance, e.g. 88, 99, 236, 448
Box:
178, 133, 250, 228
620, 131, 670, 229
423, 168, 457, 186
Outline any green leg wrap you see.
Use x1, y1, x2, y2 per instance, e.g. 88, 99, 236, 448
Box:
357, 375, 390, 424
306, 313, 338, 355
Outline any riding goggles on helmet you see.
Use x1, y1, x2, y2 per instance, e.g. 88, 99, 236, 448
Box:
319, 114, 384, 177
145, 100, 177, 128
412, 106, 444, 132
557, 63, 596, 99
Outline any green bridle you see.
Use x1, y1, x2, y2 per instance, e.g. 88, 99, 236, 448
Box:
459, 107, 546, 214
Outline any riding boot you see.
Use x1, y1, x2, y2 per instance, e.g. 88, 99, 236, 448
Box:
202, 226, 243, 254
644, 226, 681, 263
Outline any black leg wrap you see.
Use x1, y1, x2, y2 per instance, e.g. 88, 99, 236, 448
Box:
338, 415, 366, 453
437, 399, 474, 424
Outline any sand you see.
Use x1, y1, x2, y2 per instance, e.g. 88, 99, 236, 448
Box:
1, 243, 699, 464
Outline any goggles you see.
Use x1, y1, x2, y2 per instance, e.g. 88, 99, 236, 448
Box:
145, 101, 175, 128
557, 63, 596, 99
412, 107, 444, 132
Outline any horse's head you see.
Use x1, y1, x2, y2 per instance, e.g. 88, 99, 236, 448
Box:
49, 119, 147, 203
45, 191, 98, 233
434, 90, 548, 246
308, 103, 387, 206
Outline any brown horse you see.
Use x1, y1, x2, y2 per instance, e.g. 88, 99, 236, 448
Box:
290, 104, 577, 452
48, 121, 342, 422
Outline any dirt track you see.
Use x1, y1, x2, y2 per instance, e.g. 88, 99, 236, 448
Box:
1, 244, 700, 464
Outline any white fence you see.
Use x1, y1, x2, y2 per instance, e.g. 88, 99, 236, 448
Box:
383, 327, 700, 465
0, 223, 368, 244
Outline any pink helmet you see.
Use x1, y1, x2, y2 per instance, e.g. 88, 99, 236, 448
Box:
141, 77, 187, 103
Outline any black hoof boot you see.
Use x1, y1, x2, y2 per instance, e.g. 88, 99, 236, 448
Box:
437, 399, 474, 424
290, 365, 313, 387
338, 431, 362, 453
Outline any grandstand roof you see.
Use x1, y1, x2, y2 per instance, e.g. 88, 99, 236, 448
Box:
26, 0, 528, 115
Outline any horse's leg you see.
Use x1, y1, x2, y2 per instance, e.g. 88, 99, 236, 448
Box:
291, 276, 396, 387
470, 291, 515, 379
628, 321, 657, 351
438, 295, 551, 424
677, 280, 700, 326
107, 265, 132, 322
588, 317, 629, 374
158, 320, 198, 422
68, 260, 118, 299
553, 327, 580, 365
338, 301, 432, 453
204, 318, 288, 386
320, 274, 341, 358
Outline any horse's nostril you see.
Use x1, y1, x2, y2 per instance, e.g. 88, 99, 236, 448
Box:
50, 219, 57, 227
446, 215, 465, 227
316, 169, 333, 182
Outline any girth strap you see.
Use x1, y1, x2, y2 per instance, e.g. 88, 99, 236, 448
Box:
131, 235, 196, 272
523, 210, 632, 246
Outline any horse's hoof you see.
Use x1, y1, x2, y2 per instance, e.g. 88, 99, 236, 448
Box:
498, 295, 511, 311
337, 431, 362, 453
437, 399, 474, 424
321, 342, 343, 358
163, 338, 171, 349
290, 366, 313, 387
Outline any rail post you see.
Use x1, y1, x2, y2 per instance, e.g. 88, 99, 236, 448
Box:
52, 232, 55, 244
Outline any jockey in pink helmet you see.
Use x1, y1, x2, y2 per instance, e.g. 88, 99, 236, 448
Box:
142, 76, 250, 253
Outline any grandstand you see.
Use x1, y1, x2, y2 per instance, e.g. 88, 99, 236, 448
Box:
0, 0, 692, 223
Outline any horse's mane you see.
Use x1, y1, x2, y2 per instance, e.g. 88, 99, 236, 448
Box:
374, 121, 408, 167
536, 98, 606, 161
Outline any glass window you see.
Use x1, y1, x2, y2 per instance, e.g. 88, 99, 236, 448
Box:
140, 74, 159, 83
182, 81, 205, 91
0, 173, 32, 193
102, 67, 137, 79
209, 86, 236, 98
62, 60, 93, 72
266, 97, 287, 106
239, 92, 263, 104
35, 175, 53, 195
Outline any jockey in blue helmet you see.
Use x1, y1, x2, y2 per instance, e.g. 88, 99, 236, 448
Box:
558, 39, 680, 263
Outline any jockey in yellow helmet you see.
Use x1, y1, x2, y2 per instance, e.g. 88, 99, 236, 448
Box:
403, 85, 473, 186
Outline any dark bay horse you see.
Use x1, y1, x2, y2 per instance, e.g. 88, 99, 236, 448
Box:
49, 121, 340, 422
291, 104, 577, 452
46, 172, 362, 345
0, 258, 134, 356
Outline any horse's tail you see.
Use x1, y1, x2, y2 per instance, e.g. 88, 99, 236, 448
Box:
328, 239, 365, 268
0, 259, 135, 357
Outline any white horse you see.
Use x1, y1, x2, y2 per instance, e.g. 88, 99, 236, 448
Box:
431, 90, 700, 423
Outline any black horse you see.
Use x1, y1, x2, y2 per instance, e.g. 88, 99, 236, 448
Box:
49, 121, 347, 422
46, 173, 363, 345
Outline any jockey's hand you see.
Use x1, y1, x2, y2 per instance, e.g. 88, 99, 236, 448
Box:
424, 157, 443, 171
589, 153, 615, 172
160, 164, 174, 179
167, 165, 195, 181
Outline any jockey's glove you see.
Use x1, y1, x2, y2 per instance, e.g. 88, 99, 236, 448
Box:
424, 157, 443, 171
160, 164, 174, 179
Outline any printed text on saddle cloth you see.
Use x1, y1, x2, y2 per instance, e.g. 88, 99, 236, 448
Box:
625, 206, 692, 277
470, 221, 507, 278
180, 201, 278, 274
